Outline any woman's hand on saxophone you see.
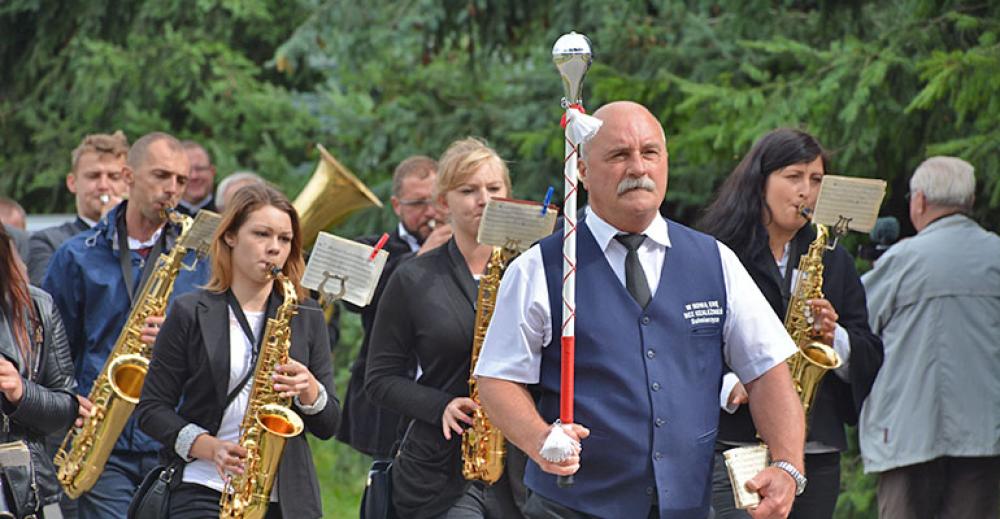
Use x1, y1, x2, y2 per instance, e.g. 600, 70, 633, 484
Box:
190, 433, 248, 479
442, 397, 477, 440
273, 359, 319, 405
806, 298, 839, 346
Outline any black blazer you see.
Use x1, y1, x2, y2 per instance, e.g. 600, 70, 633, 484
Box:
365, 238, 479, 519
28, 217, 89, 285
135, 289, 339, 519
717, 224, 884, 450
337, 229, 417, 457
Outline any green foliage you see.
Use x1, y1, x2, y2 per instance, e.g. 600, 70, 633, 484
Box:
5, 1, 1000, 516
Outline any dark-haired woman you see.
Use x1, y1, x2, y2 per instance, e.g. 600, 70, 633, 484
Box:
136, 184, 339, 518
698, 128, 883, 519
0, 226, 78, 518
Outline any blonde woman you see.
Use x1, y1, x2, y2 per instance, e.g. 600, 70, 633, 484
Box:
366, 138, 526, 519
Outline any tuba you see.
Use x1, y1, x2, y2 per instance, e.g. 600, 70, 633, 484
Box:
462, 243, 519, 483
784, 208, 842, 424
55, 209, 201, 498
294, 144, 383, 249
219, 267, 304, 519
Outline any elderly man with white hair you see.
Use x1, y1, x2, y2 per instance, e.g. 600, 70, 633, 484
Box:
860, 156, 1000, 519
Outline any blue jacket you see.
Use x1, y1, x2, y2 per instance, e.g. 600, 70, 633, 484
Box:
533, 220, 726, 519
43, 202, 210, 454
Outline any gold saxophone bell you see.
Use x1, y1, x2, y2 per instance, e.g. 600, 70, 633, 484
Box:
293, 144, 383, 249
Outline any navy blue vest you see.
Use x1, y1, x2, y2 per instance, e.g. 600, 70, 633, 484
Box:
530, 219, 727, 519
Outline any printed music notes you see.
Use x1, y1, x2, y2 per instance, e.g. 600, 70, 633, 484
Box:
723, 444, 770, 509
178, 209, 222, 254
302, 232, 388, 307
477, 197, 558, 252
813, 176, 887, 233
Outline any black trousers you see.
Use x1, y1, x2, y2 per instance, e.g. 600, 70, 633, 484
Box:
712, 450, 840, 519
168, 482, 283, 519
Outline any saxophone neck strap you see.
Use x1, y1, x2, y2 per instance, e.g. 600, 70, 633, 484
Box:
116, 205, 168, 304
223, 289, 278, 406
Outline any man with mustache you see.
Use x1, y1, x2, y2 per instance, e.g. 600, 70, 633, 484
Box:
475, 101, 805, 519
43, 132, 211, 519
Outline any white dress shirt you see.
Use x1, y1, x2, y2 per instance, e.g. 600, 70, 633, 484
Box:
398, 222, 421, 253
474, 207, 795, 386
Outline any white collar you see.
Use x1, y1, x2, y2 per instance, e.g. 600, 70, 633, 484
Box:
585, 206, 671, 251
79, 214, 98, 228
127, 227, 164, 250
179, 195, 214, 213
397, 222, 420, 252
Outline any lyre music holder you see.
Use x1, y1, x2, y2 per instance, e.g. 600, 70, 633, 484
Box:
316, 271, 348, 305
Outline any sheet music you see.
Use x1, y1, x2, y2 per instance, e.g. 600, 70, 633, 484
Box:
178, 210, 222, 254
723, 445, 770, 509
813, 176, 886, 233
302, 232, 388, 307
477, 197, 558, 251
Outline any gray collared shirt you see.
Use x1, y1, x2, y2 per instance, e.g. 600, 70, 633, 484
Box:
860, 214, 1000, 473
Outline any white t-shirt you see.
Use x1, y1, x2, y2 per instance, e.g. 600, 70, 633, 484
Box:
182, 309, 278, 501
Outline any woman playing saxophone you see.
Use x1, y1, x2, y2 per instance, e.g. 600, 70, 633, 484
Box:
698, 129, 883, 519
365, 137, 527, 519
135, 183, 339, 518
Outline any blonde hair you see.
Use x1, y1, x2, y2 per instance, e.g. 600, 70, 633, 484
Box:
71, 131, 129, 171
434, 137, 511, 202
204, 183, 306, 299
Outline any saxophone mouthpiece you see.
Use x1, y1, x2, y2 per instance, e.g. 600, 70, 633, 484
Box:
799, 206, 814, 220
99, 194, 111, 205
266, 264, 282, 279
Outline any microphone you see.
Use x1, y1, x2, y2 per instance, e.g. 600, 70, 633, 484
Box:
870, 216, 900, 249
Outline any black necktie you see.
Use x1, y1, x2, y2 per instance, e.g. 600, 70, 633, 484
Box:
615, 233, 651, 308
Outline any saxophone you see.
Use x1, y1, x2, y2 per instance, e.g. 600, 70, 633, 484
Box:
54, 210, 196, 498
462, 243, 519, 483
220, 268, 305, 519
784, 208, 843, 422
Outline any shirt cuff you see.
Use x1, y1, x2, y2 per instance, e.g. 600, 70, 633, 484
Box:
720, 372, 741, 414
176, 423, 209, 461
832, 324, 852, 381
294, 383, 328, 415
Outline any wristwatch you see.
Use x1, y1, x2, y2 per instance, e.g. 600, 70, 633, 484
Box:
770, 460, 807, 496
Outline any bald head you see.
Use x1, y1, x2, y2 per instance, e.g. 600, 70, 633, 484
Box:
578, 101, 669, 233
583, 101, 666, 160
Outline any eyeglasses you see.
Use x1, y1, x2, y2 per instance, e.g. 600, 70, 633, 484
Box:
398, 198, 433, 207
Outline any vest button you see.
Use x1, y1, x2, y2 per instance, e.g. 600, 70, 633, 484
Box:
654, 451, 663, 460
641, 316, 651, 325
655, 418, 665, 427
646, 349, 655, 359
651, 382, 661, 391
645, 486, 654, 495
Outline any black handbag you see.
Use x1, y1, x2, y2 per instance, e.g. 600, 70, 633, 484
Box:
360, 458, 395, 519
126, 462, 179, 519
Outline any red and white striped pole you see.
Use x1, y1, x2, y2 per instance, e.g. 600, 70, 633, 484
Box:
549, 31, 601, 488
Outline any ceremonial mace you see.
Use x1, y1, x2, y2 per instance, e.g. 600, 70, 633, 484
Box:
550, 31, 601, 488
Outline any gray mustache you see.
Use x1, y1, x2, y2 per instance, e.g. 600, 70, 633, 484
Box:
617, 175, 656, 195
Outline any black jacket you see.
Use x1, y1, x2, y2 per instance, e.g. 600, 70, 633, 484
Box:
717, 224, 884, 450
135, 289, 340, 519
365, 238, 481, 518
337, 229, 416, 457
28, 217, 89, 285
0, 286, 78, 518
